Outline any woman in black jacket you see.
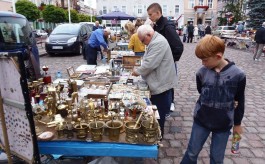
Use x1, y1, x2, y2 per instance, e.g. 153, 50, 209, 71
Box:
205, 25, 212, 35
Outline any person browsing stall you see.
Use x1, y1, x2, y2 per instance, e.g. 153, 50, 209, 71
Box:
181, 35, 246, 164
131, 25, 177, 137
147, 3, 183, 113
86, 29, 110, 65
125, 21, 145, 56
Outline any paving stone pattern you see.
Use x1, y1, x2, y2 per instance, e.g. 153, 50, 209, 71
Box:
39, 41, 265, 164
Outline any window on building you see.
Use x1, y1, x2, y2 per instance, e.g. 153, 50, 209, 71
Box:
138, 5, 142, 14
189, 0, 195, 8
113, 6, 118, 11
175, 5, 179, 14
208, 0, 213, 8
122, 6, 126, 13
198, 0, 203, 6
103, 6, 107, 14
162, 5, 167, 15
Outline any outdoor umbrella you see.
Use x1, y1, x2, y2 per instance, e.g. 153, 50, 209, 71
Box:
97, 11, 135, 42
96, 11, 135, 21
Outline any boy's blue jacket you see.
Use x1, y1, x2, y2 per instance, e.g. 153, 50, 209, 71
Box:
194, 61, 246, 132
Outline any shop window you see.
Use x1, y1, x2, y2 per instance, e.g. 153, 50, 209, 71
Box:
189, 0, 195, 9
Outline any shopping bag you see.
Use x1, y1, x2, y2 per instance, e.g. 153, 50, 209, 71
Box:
183, 35, 186, 42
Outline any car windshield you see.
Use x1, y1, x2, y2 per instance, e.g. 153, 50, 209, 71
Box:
0, 16, 31, 51
51, 24, 80, 35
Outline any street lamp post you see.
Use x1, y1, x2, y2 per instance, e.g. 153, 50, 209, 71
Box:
68, 0, 71, 23
12, 0, 16, 13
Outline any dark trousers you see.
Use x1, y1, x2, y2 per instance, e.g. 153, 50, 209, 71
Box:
86, 44, 98, 65
187, 32, 193, 43
150, 89, 173, 137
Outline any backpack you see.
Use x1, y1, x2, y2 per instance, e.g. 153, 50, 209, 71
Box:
163, 21, 184, 61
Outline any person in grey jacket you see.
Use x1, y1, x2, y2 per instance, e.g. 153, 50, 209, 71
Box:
253, 22, 265, 61
132, 24, 177, 137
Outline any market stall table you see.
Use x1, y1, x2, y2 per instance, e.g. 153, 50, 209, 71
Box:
38, 141, 158, 158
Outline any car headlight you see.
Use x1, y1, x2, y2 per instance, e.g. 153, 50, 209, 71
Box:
45, 37, 49, 43
67, 37, 77, 44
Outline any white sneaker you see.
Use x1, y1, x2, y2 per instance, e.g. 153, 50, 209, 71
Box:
170, 103, 175, 112
0, 152, 8, 161
254, 58, 261, 61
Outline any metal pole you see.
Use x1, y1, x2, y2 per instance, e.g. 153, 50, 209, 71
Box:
90, 8, 93, 22
12, 0, 16, 13
0, 95, 13, 164
68, 0, 71, 23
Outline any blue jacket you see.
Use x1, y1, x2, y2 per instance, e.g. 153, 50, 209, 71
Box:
194, 61, 246, 132
88, 29, 108, 49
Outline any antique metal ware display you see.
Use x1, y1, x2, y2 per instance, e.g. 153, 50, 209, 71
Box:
106, 120, 123, 141
125, 121, 141, 143
56, 123, 65, 138
141, 120, 159, 144
74, 119, 89, 139
89, 121, 105, 141
57, 104, 68, 118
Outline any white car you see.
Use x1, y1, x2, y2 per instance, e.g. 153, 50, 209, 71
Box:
212, 26, 236, 38
36, 29, 48, 37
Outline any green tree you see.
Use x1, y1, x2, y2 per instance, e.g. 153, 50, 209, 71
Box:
15, 0, 40, 21
78, 14, 90, 22
65, 10, 79, 23
43, 5, 66, 23
247, 0, 265, 29
217, 1, 244, 26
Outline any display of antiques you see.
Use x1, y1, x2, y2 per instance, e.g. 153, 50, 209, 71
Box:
31, 63, 161, 145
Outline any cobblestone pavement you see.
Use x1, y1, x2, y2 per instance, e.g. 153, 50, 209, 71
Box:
39, 42, 265, 164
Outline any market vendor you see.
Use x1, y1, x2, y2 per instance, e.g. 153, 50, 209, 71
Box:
131, 24, 177, 137
86, 28, 110, 65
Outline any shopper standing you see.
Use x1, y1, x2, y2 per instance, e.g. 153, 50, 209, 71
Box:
181, 35, 246, 164
182, 24, 187, 42
92, 21, 102, 31
193, 25, 199, 43
147, 3, 183, 113
132, 25, 177, 137
187, 22, 194, 43
253, 22, 265, 61
205, 24, 212, 35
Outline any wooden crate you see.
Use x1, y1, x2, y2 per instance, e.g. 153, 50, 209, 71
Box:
122, 56, 141, 69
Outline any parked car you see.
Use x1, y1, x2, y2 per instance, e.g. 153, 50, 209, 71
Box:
45, 23, 92, 56
0, 11, 41, 80
35, 29, 48, 37
212, 26, 236, 38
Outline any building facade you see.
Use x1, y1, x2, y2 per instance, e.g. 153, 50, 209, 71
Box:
96, 0, 184, 27
183, 0, 218, 27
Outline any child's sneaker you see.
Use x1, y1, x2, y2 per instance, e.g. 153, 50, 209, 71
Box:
170, 103, 175, 112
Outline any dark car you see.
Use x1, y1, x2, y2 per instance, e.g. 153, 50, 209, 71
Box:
45, 23, 92, 56
0, 11, 41, 81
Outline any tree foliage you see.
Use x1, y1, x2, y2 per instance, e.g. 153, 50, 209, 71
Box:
247, 0, 265, 29
15, 0, 40, 21
65, 10, 79, 23
43, 5, 66, 23
217, 1, 244, 26
78, 14, 90, 22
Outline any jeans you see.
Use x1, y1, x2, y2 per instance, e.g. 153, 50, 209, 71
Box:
150, 89, 172, 137
253, 43, 265, 60
135, 52, 145, 56
181, 122, 231, 164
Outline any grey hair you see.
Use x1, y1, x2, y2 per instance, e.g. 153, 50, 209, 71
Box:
104, 28, 111, 34
137, 24, 154, 37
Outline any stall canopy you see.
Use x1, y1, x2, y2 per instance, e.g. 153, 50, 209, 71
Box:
96, 11, 135, 20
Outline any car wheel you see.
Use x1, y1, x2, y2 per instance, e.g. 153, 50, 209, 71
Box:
78, 44, 83, 56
